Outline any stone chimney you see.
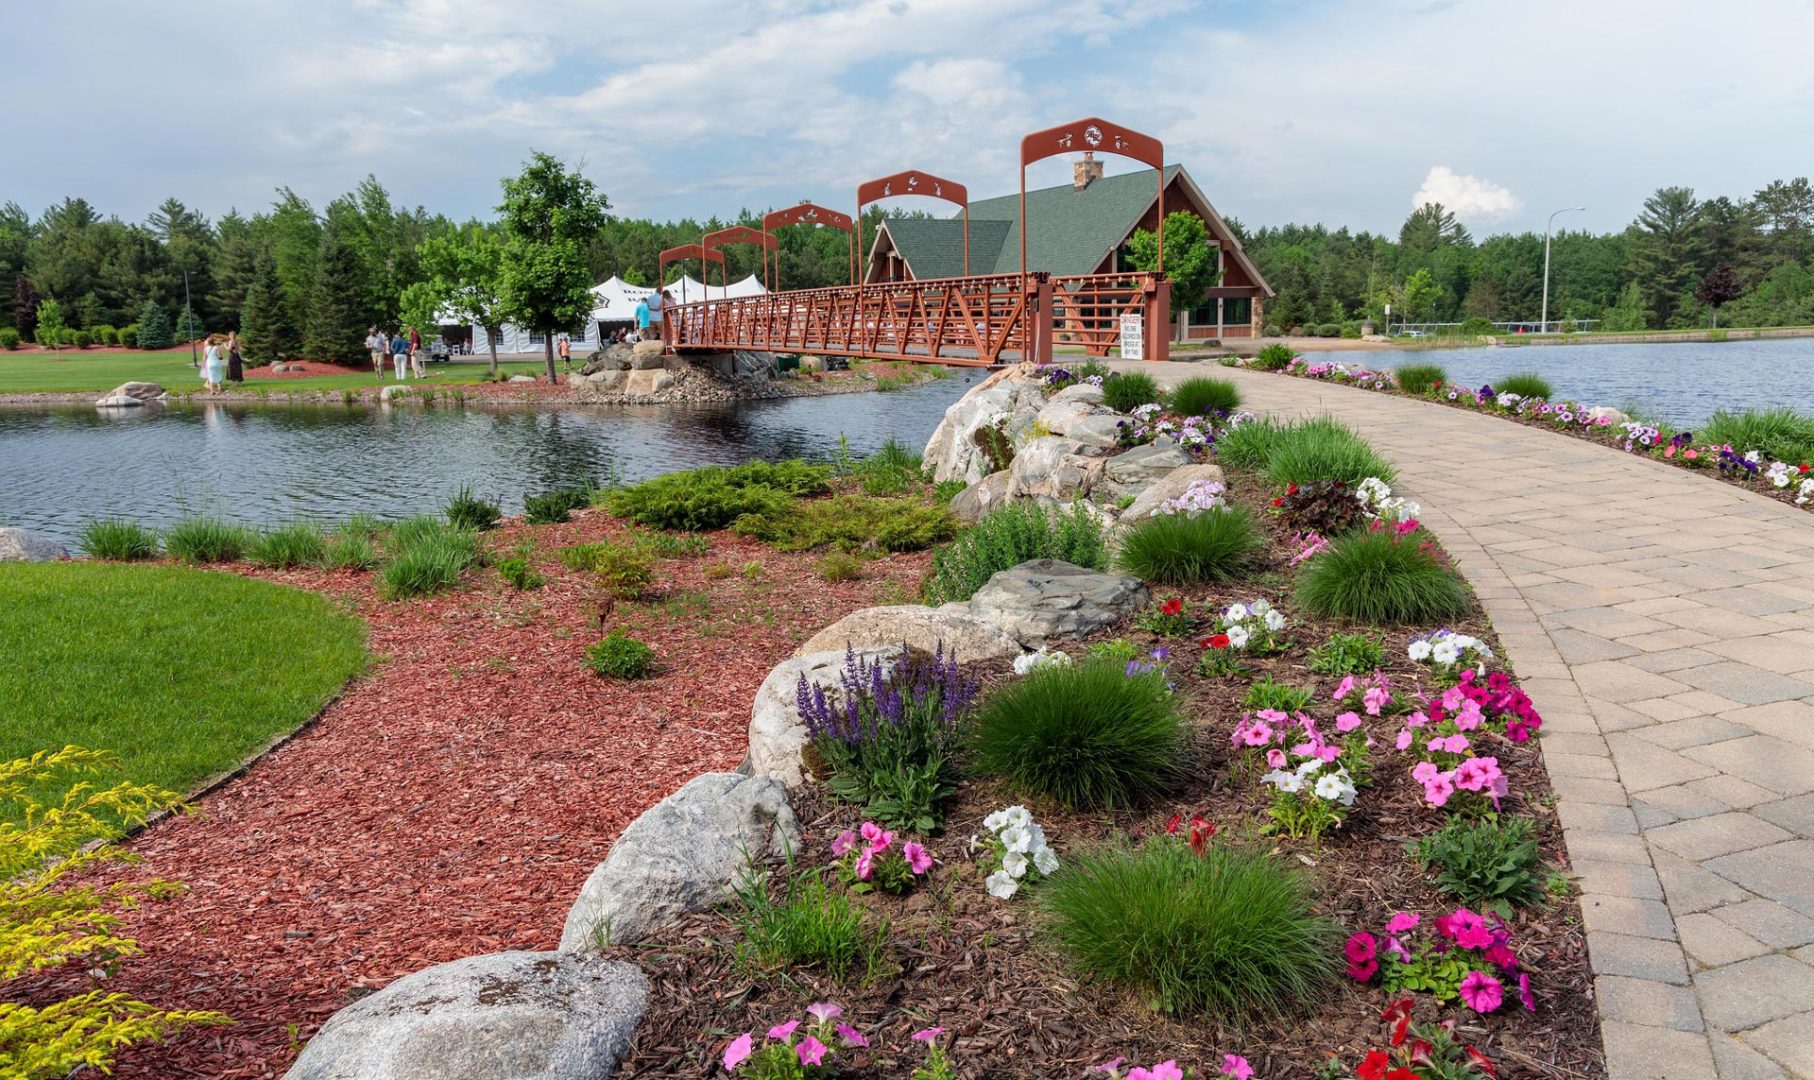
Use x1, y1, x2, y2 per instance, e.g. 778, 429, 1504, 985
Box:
1073, 151, 1104, 191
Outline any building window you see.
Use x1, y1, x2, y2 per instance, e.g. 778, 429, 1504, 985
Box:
1217, 298, 1251, 326
528, 331, 547, 346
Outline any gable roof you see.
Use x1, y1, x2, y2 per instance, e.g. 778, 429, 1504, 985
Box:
868, 164, 1273, 296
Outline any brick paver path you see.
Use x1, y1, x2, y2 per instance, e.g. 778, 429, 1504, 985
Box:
1132, 362, 1814, 1078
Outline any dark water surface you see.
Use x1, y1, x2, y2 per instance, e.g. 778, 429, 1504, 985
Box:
1302, 337, 1814, 426
0, 376, 979, 545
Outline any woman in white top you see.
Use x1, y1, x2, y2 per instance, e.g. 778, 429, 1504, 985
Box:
201, 336, 225, 393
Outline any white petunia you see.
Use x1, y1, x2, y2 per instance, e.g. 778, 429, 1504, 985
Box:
1294, 758, 1324, 779
1001, 851, 1029, 879
985, 869, 1020, 900
1224, 603, 1250, 622
1315, 771, 1357, 806
1250, 599, 1272, 615
982, 810, 1008, 833
1226, 625, 1251, 649
1263, 769, 1304, 794
1263, 609, 1286, 631
1431, 640, 1460, 666
999, 825, 1033, 854
1003, 806, 1032, 830
1407, 639, 1433, 662
1033, 845, 1060, 875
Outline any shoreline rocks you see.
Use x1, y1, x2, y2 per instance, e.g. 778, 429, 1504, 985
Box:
0, 527, 68, 562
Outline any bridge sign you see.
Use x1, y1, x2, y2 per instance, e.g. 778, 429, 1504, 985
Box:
1119, 313, 1145, 360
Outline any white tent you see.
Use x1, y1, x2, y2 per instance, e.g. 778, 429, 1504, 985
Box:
590, 275, 655, 323
661, 274, 768, 304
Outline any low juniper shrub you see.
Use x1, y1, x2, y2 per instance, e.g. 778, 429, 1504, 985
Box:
585, 628, 655, 679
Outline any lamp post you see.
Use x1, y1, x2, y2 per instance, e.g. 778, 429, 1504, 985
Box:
1540, 206, 1585, 335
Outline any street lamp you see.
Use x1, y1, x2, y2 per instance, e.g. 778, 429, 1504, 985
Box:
1540, 206, 1585, 334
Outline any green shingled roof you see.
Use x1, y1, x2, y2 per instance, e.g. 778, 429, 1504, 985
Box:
881, 165, 1183, 279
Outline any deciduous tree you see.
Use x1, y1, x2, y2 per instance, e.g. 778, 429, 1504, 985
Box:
1127, 211, 1221, 317
498, 152, 610, 382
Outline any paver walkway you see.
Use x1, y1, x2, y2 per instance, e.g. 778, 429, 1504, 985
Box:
1134, 362, 1814, 1078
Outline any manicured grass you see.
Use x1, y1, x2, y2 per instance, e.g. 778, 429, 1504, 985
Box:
0, 562, 366, 798
0, 348, 548, 395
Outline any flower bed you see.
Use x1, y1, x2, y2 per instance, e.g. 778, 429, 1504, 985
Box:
1263, 356, 1814, 513
604, 467, 1602, 1078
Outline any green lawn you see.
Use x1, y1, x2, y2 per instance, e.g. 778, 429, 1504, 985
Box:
0, 348, 554, 394
0, 562, 367, 798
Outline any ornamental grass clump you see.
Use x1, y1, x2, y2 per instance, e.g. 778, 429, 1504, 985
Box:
1250, 343, 1297, 371
969, 658, 1187, 810
377, 516, 481, 599
443, 486, 501, 531
1395, 363, 1447, 395
1493, 372, 1553, 400
1700, 406, 1814, 464
1264, 417, 1396, 488
800, 647, 976, 832
1167, 376, 1241, 417
1101, 371, 1165, 413
1116, 506, 1262, 585
1209, 416, 1285, 469
78, 517, 158, 561
163, 516, 256, 564
1295, 527, 1470, 625
249, 520, 326, 569
922, 501, 1106, 605
1041, 838, 1340, 1019
523, 488, 591, 525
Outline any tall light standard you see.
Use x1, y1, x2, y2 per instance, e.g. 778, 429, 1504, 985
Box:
1540, 206, 1585, 334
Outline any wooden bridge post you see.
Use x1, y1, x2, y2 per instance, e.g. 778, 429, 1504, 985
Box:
1033, 276, 1054, 367
1146, 277, 1171, 362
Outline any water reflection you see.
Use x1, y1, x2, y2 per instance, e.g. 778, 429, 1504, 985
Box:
0, 375, 980, 544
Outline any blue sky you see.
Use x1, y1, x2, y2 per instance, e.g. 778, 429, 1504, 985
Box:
6, 0, 1812, 238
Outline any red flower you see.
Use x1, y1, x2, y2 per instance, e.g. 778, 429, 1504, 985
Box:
1409, 1040, 1433, 1064
1205, 633, 1231, 649
1160, 597, 1183, 616
1287, 483, 1299, 495
1801, 464, 1811, 473
1387, 1070, 1418, 1080
1165, 812, 1183, 834
1188, 816, 1216, 856
1271, 497, 1284, 507
1357, 1051, 1392, 1080
1466, 1046, 1499, 1077
1380, 999, 1414, 1046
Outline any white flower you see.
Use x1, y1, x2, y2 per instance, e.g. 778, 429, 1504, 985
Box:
985, 869, 1020, 900
1263, 609, 1286, 632
1250, 599, 1272, 615
1315, 771, 1357, 806
1407, 639, 1433, 662
1001, 851, 1029, 879
1226, 624, 1251, 649
1745, 450, 1762, 464
1002, 806, 1033, 831
981, 810, 1008, 833
1356, 477, 1392, 504
1294, 758, 1324, 780
1431, 640, 1460, 666
1766, 462, 1792, 488
1026, 822, 1047, 849
1013, 649, 1068, 675
1032, 845, 1060, 875
1263, 769, 1303, 794
999, 825, 1033, 854
1224, 602, 1250, 622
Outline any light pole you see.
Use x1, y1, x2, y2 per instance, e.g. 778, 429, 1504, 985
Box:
1540, 206, 1585, 334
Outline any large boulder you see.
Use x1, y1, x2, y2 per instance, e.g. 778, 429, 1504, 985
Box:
1586, 405, 1630, 425
622, 368, 676, 397
1049, 382, 1105, 406
968, 559, 1150, 647
796, 605, 1022, 663
580, 344, 632, 375
1096, 443, 1196, 503
1119, 463, 1229, 525
628, 341, 667, 370
284, 950, 645, 1080
0, 527, 67, 562
1008, 436, 1105, 501
922, 369, 1046, 483
560, 772, 797, 950
95, 381, 165, 408
749, 645, 903, 786
586, 368, 627, 391
949, 470, 1012, 524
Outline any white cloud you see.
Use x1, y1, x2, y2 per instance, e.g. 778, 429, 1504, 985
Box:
1412, 167, 1520, 223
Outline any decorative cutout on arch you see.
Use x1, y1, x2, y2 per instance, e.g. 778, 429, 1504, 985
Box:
856, 169, 970, 278
761, 203, 856, 289
1017, 117, 1166, 275
658, 243, 727, 297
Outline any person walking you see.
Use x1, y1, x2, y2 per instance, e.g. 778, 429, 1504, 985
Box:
558, 333, 572, 372
226, 329, 244, 383
633, 296, 650, 339
390, 329, 409, 381
201, 335, 225, 394
647, 288, 668, 347
367, 327, 385, 377
408, 325, 425, 379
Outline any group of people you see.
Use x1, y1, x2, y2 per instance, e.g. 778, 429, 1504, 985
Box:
199, 331, 243, 392
366, 326, 428, 380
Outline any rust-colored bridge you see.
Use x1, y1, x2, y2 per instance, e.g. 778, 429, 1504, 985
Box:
661, 117, 1173, 367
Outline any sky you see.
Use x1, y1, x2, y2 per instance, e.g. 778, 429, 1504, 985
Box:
6, 0, 1813, 238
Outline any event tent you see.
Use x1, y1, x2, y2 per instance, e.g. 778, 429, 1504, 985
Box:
660, 274, 768, 304
590, 275, 655, 324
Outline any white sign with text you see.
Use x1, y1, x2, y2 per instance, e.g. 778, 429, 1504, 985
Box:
1119, 313, 1144, 361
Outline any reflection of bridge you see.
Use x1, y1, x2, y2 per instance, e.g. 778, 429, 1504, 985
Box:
661, 117, 1173, 367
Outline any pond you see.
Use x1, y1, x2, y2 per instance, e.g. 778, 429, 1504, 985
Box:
0, 375, 980, 546
1301, 337, 1814, 427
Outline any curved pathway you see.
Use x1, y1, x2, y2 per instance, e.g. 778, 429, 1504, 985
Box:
1131, 362, 1814, 1079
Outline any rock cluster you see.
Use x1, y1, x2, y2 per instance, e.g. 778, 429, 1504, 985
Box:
95, 381, 166, 408
0, 527, 67, 562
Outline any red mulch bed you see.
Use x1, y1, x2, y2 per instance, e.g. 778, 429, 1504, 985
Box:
16, 512, 929, 1078
241, 360, 355, 379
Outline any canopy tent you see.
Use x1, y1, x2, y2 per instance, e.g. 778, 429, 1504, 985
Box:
590, 275, 656, 323
430, 305, 597, 355
661, 274, 768, 304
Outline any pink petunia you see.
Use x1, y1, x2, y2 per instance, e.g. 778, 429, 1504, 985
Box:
1242, 720, 1274, 746
1453, 699, 1484, 730
1459, 970, 1504, 1013
1385, 911, 1420, 934
1333, 675, 1357, 701
1451, 908, 1493, 950
1405, 709, 1429, 728
911, 1027, 945, 1044
1363, 686, 1390, 716
835, 1023, 868, 1048
902, 841, 933, 875
1395, 729, 1414, 750
1422, 771, 1456, 808
723, 1032, 753, 1071
1519, 972, 1536, 1012
795, 1035, 829, 1067
767, 1020, 799, 1041
806, 1002, 841, 1023
1151, 1062, 1185, 1080
854, 851, 874, 881
830, 829, 857, 857
1222, 1054, 1255, 1080
1411, 761, 1441, 785
1093, 1057, 1126, 1075
1266, 748, 1288, 769
859, 821, 883, 845
1335, 711, 1362, 733
1453, 757, 1495, 792
870, 828, 895, 854
1345, 931, 1377, 963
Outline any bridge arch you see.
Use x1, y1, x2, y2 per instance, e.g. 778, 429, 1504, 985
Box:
761, 202, 854, 289
855, 170, 969, 278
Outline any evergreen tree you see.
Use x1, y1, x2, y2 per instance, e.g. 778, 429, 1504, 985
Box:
240, 246, 301, 364
171, 300, 205, 343
136, 299, 172, 349
1599, 282, 1648, 332
1627, 187, 1705, 328
305, 217, 373, 366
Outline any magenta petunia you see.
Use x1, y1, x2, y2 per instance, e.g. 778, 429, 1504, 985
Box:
911, 1027, 945, 1044
1222, 1054, 1255, 1080
1459, 969, 1504, 1013
723, 1032, 753, 1071
1385, 911, 1420, 934
767, 1019, 799, 1041
835, 1023, 868, 1048
795, 1035, 829, 1066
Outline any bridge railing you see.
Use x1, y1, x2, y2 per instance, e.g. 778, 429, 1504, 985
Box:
668, 270, 1169, 366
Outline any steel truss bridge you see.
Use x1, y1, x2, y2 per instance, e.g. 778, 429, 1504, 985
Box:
659, 117, 1174, 367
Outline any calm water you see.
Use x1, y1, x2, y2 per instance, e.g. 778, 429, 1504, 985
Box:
0, 376, 979, 545
1302, 337, 1814, 426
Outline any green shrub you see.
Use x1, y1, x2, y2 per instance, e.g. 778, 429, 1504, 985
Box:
1251, 343, 1296, 371
118, 323, 139, 347
1700, 407, 1814, 464
1315, 323, 1340, 338
1494, 372, 1553, 400
444, 486, 501, 531
0, 327, 19, 350
1395, 363, 1446, 395
1116, 506, 1262, 585
249, 521, 327, 568
560, 541, 655, 598
969, 659, 1187, 810
1166, 376, 1241, 417
319, 530, 379, 571
135, 302, 172, 350
626, 529, 710, 558
1040, 840, 1340, 1019
1101, 371, 1165, 413
1412, 815, 1546, 915
732, 493, 956, 553
602, 464, 812, 531
922, 501, 1106, 605
1243, 676, 1315, 713
1086, 638, 1140, 665
92, 324, 118, 346
496, 549, 544, 590
377, 516, 480, 598
1295, 528, 1471, 624
77, 518, 159, 561
68, 330, 93, 349
1212, 417, 1285, 468
163, 517, 255, 564
584, 628, 654, 679
1264, 416, 1396, 488
817, 552, 863, 582
1339, 320, 1362, 339
729, 862, 890, 983
1307, 632, 1385, 676
523, 488, 590, 525
1460, 316, 1494, 336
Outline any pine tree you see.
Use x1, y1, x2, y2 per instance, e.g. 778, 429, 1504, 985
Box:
135, 300, 172, 349
240, 247, 301, 364
171, 300, 205, 344
305, 220, 372, 366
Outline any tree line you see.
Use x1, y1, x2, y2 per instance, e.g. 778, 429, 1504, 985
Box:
1231, 178, 1814, 332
